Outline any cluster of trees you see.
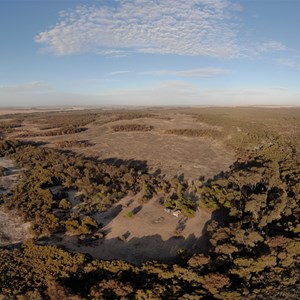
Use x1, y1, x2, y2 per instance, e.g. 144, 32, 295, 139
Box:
0, 139, 20, 157
110, 124, 154, 132
94, 112, 156, 126
37, 112, 97, 130
17, 126, 87, 138
0, 120, 23, 138
0, 120, 22, 129
165, 128, 222, 140
164, 182, 197, 217
55, 140, 93, 149
0, 166, 7, 176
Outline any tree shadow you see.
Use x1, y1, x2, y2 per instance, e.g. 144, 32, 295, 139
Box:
193, 206, 231, 256
62, 233, 204, 266
152, 168, 161, 176
100, 157, 149, 172
19, 140, 49, 147
94, 204, 123, 227
132, 205, 143, 215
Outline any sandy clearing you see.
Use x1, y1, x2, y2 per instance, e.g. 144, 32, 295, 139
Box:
97, 195, 209, 241
55, 194, 211, 265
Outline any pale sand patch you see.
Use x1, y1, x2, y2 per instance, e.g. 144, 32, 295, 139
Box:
0, 158, 21, 192
0, 158, 32, 246
0, 210, 32, 246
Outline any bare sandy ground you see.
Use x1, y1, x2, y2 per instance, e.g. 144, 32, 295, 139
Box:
56, 194, 211, 265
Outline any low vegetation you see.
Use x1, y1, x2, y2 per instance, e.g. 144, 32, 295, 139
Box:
55, 140, 93, 148
165, 128, 222, 139
111, 123, 153, 132
17, 126, 87, 138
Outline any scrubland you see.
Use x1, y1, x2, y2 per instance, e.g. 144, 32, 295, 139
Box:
0, 107, 299, 299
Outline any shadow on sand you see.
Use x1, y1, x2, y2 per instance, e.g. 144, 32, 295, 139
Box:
58, 232, 210, 265
49, 206, 225, 266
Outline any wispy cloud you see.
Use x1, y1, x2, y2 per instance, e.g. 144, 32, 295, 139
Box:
274, 57, 300, 69
140, 68, 232, 77
109, 70, 133, 76
251, 40, 286, 56
258, 41, 286, 52
35, 0, 240, 58
0, 81, 51, 92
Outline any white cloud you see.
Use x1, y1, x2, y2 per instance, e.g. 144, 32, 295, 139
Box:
241, 40, 286, 58
140, 68, 232, 77
35, 0, 240, 58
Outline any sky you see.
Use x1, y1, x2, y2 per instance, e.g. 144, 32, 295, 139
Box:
0, 0, 299, 107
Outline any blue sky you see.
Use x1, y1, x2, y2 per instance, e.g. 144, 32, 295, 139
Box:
0, 0, 299, 106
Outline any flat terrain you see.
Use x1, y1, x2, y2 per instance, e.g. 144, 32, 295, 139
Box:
4, 110, 234, 180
